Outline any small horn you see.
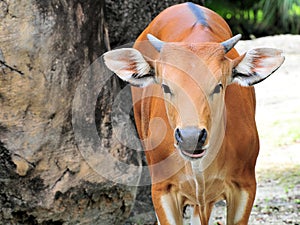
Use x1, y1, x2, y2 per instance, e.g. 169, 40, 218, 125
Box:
147, 34, 165, 52
221, 34, 242, 53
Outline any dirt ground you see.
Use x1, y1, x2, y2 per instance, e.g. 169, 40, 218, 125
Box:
208, 35, 300, 225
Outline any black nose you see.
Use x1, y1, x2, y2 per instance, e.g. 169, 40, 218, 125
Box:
175, 127, 207, 150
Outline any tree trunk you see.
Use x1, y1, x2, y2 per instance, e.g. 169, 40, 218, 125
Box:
0, 0, 140, 224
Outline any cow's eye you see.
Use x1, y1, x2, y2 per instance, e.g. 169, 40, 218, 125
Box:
162, 84, 172, 95
212, 83, 223, 95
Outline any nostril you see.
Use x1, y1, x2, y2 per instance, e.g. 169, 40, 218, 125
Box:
175, 127, 207, 150
198, 129, 207, 146
175, 128, 183, 143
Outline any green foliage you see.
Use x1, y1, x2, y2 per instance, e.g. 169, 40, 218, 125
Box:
205, 0, 300, 38
258, 0, 300, 34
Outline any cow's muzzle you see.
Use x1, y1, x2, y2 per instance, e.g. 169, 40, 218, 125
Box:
175, 127, 208, 159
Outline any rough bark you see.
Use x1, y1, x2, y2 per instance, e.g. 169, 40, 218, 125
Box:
0, 0, 139, 224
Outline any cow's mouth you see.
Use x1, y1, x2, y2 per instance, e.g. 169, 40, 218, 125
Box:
181, 148, 206, 159
174, 141, 209, 160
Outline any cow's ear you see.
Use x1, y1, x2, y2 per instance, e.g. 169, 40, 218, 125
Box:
230, 48, 284, 86
103, 48, 156, 87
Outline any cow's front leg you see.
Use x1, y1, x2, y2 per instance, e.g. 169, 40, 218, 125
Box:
152, 185, 185, 225
226, 183, 256, 225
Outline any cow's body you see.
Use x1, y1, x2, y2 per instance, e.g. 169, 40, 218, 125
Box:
132, 3, 258, 225
104, 2, 284, 225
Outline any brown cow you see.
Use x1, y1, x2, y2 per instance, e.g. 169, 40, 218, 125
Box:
103, 2, 284, 225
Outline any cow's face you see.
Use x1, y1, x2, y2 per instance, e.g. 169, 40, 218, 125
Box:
104, 34, 284, 160
155, 42, 229, 159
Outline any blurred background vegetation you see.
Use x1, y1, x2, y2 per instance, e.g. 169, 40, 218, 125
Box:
106, 0, 300, 48
205, 0, 300, 39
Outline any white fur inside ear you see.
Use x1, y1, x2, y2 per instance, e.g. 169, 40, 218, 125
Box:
234, 49, 256, 75
103, 48, 155, 87
232, 48, 284, 86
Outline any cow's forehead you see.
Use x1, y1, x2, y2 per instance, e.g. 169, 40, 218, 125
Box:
158, 43, 225, 90
160, 42, 225, 59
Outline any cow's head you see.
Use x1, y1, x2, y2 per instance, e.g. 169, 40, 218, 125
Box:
103, 34, 284, 160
